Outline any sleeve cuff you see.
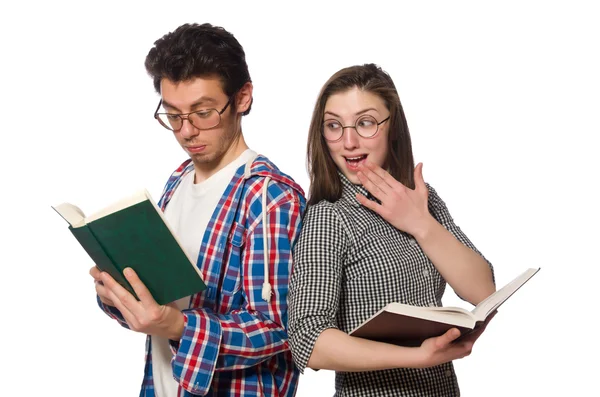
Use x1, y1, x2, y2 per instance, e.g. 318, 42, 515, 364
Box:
172, 309, 223, 394
290, 323, 337, 373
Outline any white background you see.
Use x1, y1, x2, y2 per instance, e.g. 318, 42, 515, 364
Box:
1, 1, 598, 395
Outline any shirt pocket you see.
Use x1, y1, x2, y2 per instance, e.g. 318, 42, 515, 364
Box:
222, 221, 245, 297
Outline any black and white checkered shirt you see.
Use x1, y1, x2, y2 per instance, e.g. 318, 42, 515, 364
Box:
288, 173, 493, 396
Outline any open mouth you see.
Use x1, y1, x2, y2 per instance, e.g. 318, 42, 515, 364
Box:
344, 154, 367, 170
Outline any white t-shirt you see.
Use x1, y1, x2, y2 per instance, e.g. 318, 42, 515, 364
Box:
152, 149, 257, 397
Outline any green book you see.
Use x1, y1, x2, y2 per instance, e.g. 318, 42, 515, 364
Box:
52, 189, 206, 306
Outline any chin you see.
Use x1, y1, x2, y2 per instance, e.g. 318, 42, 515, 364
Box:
341, 170, 361, 185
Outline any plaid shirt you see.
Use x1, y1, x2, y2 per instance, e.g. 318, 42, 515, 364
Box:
100, 155, 306, 396
288, 173, 493, 397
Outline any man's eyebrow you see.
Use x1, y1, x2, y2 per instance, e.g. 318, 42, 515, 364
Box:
324, 108, 379, 118
161, 96, 218, 113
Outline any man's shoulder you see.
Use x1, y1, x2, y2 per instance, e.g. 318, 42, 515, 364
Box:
243, 154, 306, 202
235, 155, 306, 224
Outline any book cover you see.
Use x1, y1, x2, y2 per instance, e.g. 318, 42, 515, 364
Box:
349, 267, 540, 346
54, 190, 207, 306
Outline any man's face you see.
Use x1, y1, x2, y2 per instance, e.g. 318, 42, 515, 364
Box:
159, 76, 245, 178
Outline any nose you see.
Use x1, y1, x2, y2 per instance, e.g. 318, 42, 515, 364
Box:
342, 126, 360, 150
178, 118, 199, 139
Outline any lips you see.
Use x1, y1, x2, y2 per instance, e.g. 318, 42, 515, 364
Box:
344, 154, 367, 170
186, 145, 206, 153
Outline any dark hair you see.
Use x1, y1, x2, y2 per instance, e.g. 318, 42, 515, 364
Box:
145, 23, 253, 115
307, 63, 415, 205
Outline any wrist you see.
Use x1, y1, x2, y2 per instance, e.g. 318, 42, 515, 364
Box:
411, 215, 438, 242
167, 311, 185, 341
391, 345, 428, 369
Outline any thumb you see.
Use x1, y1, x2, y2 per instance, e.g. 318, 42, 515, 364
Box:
431, 328, 461, 350
414, 162, 426, 191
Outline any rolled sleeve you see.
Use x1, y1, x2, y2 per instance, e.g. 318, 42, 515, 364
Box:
96, 295, 130, 330
171, 309, 222, 395
288, 203, 347, 372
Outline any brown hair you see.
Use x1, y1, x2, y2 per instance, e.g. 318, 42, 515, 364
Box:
307, 63, 415, 205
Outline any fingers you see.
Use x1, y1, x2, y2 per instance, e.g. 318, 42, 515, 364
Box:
123, 268, 156, 306
357, 171, 388, 200
101, 271, 139, 315
362, 161, 395, 188
101, 278, 137, 322
94, 280, 115, 306
435, 328, 461, 349
89, 266, 102, 281
414, 163, 426, 191
356, 193, 384, 215
91, 266, 113, 304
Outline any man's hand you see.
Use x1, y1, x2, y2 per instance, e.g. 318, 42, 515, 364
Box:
90, 266, 115, 306
93, 267, 185, 341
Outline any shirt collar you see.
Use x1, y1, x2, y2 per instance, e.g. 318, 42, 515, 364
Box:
338, 171, 377, 208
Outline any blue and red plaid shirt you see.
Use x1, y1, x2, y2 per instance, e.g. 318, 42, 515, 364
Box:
100, 154, 306, 396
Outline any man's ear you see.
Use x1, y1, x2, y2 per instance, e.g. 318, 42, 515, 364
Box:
235, 81, 253, 114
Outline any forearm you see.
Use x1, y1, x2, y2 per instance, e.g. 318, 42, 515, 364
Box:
175, 307, 289, 374
414, 217, 495, 305
308, 329, 423, 372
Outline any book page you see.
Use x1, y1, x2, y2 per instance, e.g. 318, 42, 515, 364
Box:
52, 203, 86, 227
386, 302, 476, 328
85, 190, 149, 223
472, 267, 540, 320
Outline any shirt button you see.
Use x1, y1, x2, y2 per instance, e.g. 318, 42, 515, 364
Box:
422, 269, 430, 277
445, 370, 453, 377
410, 238, 418, 247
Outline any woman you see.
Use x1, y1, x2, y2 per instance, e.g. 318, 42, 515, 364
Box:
288, 64, 496, 396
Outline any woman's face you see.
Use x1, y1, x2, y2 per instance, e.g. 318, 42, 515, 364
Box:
323, 87, 390, 184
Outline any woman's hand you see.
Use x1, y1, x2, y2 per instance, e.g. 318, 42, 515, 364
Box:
356, 161, 435, 238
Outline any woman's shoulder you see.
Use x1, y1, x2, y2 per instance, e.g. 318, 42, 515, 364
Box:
305, 199, 340, 219
303, 199, 354, 230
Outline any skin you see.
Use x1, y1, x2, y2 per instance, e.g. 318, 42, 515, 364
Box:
160, 76, 253, 183
307, 87, 496, 371
324, 88, 390, 184
90, 76, 254, 341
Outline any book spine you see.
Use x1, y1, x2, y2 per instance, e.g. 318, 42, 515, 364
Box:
70, 225, 137, 298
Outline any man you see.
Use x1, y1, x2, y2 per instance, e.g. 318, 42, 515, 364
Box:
90, 23, 306, 397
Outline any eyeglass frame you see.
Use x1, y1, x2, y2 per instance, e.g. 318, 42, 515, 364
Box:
153, 95, 234, 132
322, 114, 390, 142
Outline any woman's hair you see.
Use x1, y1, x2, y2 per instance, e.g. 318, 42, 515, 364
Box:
145, 23, 253, 115
306, 63, 415, 205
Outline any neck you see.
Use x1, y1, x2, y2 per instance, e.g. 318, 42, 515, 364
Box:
192, 132, 249, 183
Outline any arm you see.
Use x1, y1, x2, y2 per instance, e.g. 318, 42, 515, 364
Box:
288, 204, 484, 372
356, 161, 495, 305
415, 183, 495, 305
93, 184, 304, 394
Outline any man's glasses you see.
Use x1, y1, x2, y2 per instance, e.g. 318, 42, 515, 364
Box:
322, 114, 390, 142
153, 96, 233, 132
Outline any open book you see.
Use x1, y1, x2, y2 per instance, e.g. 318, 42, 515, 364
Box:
349, 267, 540, 346
52, 189, 206, 306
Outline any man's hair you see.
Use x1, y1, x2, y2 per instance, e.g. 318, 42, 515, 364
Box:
306, 63, 415, 205
145, 23, 253, 115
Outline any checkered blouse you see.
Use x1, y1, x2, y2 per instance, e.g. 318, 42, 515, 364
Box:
288, 173, 493, 396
